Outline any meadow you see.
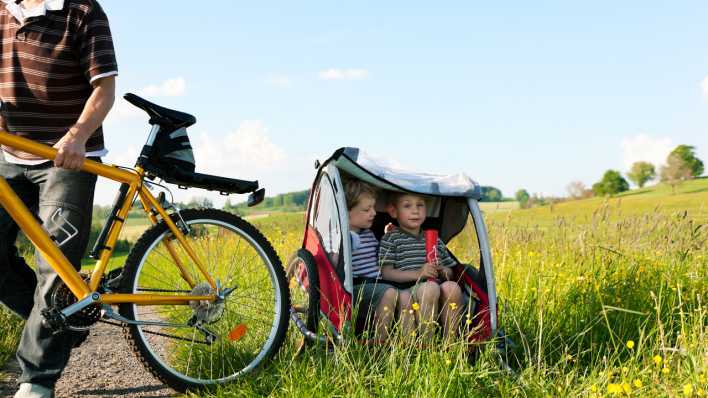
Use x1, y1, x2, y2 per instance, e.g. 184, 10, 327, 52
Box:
1, 179, 706, 397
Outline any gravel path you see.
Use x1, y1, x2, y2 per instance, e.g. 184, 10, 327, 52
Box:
0, 321, 176, 398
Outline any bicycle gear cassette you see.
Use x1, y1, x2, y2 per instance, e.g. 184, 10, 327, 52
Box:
189, 282, 225, 324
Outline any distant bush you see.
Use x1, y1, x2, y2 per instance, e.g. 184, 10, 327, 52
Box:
480, 186, 503, 202
666, 145, 704, 178
627, 161, 656, 188
592, 170, 629, 196
515, 189, 530, 208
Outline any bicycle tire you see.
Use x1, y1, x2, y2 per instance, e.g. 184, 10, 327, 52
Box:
118, 208, 289, 392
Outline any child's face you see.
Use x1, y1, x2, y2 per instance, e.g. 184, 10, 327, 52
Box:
389, 194, 426, 234
349, 193, 376, 232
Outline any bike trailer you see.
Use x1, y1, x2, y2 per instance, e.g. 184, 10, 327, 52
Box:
287, 148, 498, 345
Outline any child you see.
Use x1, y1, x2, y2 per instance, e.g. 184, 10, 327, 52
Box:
379, 192, 464, 339
345, 180, 398, 340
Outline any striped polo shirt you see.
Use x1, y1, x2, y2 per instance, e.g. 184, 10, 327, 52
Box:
351, 229, 381, 278
0, 0, 117, 161
379, 228, 455, 271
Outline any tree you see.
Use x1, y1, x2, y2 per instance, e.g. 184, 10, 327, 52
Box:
627, 161, 656, 188
566, 181, 587, 199
592, 170, 629, 196
480, 186, 503, 202
223, 198, 241, 214
660, 153, 693, 194
183, 196, 214, 209
515, 189, 530, 208
668, 145, 704, 178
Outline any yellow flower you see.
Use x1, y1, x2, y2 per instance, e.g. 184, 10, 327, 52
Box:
662, 367, 670, 375
626, 340, 635, 349
633, 379, 643, 388
411, 303, 420, 311
695, 388, 704, 397
684, 384, 693, 397
445, 359, 451, 365
607, 383, 622, 395
622, 383, 632, 394
590, 384, 598, 393
622, 367, 629, 373
465, 319, 472, 325
653, 355, 663, 366
449, 302, 457, 310
383, 306, 389, 312
700, 374, 706, 384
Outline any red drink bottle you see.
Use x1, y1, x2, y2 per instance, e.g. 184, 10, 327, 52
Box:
425, 229, 440, 283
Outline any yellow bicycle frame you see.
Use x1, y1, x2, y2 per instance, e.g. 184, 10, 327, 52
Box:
0, 130, 215, 305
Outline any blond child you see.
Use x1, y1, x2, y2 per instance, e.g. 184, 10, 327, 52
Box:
345, 180, 398, 340
379, 192, 464, 339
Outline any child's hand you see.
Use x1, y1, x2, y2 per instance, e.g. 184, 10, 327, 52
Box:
384, 223, 396, 234
419, 262, 438, 280
440, 267, 454, 281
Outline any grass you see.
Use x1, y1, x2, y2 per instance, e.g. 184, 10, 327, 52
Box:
1, 180, 707, 397
486, 179, 708, 226
480, 201, 520, 213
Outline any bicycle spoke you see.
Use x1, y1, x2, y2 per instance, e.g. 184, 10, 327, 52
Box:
120, 210, 287, 390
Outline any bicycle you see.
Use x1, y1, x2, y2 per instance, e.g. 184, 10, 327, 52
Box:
0, 93, 290, 392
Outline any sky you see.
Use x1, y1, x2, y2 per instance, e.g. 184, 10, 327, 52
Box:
94, 1, 708, 205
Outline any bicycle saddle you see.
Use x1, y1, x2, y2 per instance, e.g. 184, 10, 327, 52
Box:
124, 93, 197, 128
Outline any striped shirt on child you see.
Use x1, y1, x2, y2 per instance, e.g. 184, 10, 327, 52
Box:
351, 229, 381, 279
378, 228, 455, 271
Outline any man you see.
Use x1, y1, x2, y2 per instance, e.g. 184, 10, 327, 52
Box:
0, 0, 117, 396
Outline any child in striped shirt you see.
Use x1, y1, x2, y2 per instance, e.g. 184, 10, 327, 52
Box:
345, 180, 398, 340
379, 192, 464, 339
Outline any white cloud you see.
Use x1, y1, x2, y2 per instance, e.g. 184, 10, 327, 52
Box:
104, 77, 187, 124
318, 68, 369, 81
266, 75, 292, 88
702, 75, 708, 97
139, 77, 187, 97
621, 133, 674, 170
194, 121, 285, 175
94, 122, 293, 206
104, 145, 140, 166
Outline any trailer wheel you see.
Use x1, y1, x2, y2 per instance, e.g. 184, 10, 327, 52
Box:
286, 249, 325, 344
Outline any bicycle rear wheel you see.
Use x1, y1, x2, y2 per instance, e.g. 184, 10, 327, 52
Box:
118, 208, 288, 392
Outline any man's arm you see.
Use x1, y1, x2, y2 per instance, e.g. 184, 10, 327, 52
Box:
53, 76, 116, 170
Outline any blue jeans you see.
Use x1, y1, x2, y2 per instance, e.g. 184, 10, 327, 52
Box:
0, 156, 97, 389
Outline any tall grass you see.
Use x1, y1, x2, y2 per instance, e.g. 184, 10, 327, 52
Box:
1, 194, 706, 397
207, 204, 706, 396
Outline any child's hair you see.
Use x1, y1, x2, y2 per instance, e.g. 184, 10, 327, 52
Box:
344, 180, 377, 210
387, 191, 423, 206
386, 191, 405, 207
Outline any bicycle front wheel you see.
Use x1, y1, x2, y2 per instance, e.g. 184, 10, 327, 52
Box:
118, 208, 288, 392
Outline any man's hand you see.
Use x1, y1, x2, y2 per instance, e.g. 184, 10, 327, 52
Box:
52, 75, 115, 170
53, 130, 88, 170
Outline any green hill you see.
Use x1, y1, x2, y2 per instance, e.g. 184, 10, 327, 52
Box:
486, 178, 708, 226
